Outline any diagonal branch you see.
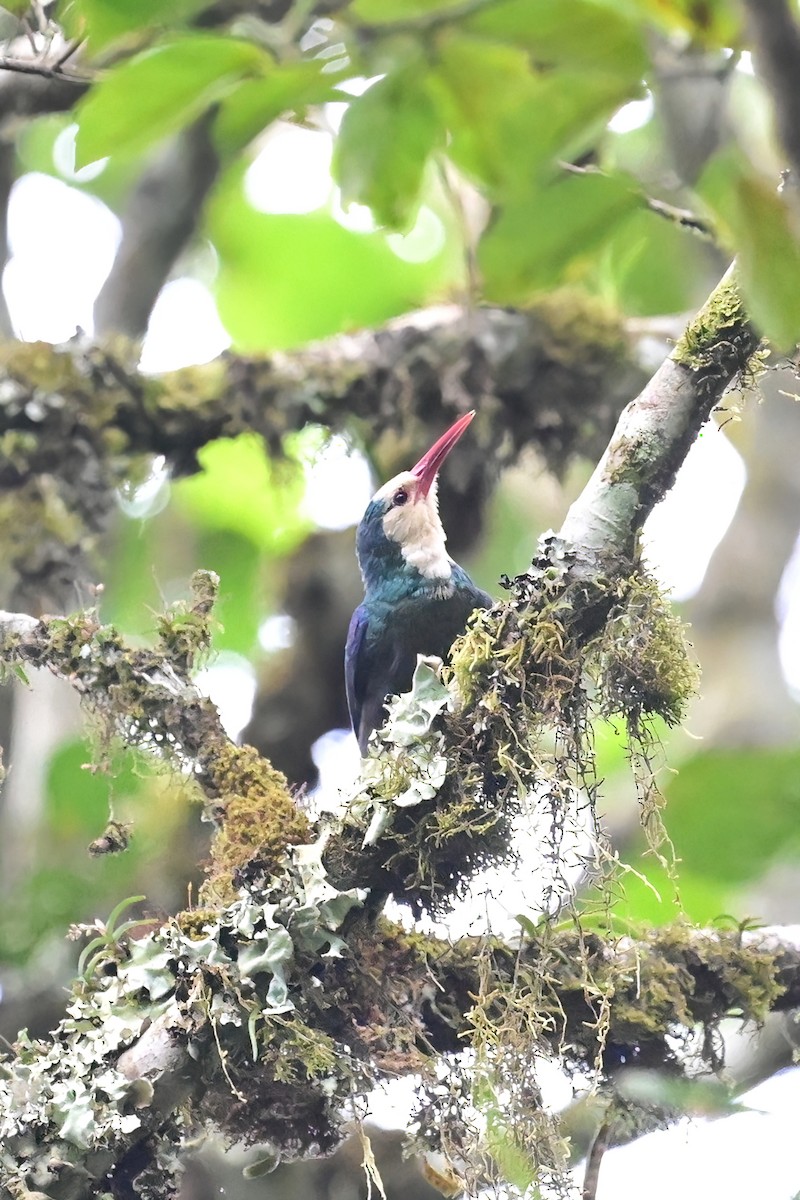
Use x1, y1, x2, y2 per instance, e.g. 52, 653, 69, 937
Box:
560, 263, 757, 572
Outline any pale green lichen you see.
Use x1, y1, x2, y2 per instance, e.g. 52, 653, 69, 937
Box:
0, 839, 369, 1196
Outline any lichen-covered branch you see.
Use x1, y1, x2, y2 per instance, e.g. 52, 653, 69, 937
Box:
0, 296, 644, 607
0, 264, 769, 1196
0, 836, 796, 1200
0, 575, 309, 900
421, 264, 756, 925
559, 263, 758, 574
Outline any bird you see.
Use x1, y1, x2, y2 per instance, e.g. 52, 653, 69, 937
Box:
345, 411, 492, 755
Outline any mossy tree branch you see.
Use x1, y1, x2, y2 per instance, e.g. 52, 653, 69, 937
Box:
0, 297, 643, 609
559, 263, 758, 578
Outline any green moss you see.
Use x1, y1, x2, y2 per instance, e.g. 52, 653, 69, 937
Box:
1, 339, 87, 394
203, 743, 311, 904
672, 271, 755, 378
155, 570, 219, 671
174, 907, 221, 940
535, 288, 628, 362
145, 359, 228, 417
598, 572, 699, 728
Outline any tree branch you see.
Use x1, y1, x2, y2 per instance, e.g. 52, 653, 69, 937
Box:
741, 0, 800, 188
94, 113, 221, 339
0, 298, 645, 606
559, 263, 758, 570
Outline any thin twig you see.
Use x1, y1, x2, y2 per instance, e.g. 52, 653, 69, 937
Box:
0, 55, 90, 83
53, 37, 86, 69
560, 160, 714, 238
645, 195, 715, 238
582, 1118, 612, 1200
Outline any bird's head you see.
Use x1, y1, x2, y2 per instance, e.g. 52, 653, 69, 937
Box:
356, 411, 475, 592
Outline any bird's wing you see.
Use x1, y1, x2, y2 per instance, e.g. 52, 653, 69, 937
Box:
344, 603, 369, 740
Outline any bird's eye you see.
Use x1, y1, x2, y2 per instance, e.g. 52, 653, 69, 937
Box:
393, 489, 408, 507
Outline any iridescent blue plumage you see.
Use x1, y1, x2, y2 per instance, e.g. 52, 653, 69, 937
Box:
345, 413, 491, 754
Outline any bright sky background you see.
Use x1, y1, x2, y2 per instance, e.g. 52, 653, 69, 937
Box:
6, 87, 800, 1199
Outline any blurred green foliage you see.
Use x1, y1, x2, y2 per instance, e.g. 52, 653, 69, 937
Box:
616, 747, 800, 924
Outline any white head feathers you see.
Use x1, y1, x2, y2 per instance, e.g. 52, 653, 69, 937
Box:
376, 472, 453, 581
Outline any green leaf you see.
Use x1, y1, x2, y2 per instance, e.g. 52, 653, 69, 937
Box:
66, 0, 210, 52
214, 62, 342, 156
628, 0, 741, 46
208, 168, 458, 350
349, 0, 467, 19
600, 207, 707, 316
74, 35, 267, 166
467, 0, 647, 79
479, 171, 640, 301
333, 66, 442, 230
616, 746, 800, 924
173, 434, 310, 555
432, 34, 637, 198
698, 150, 800, 348
431, 34, 539, 195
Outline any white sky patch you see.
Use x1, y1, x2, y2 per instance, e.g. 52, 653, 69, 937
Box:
245, 124, 333, 215
387, 206, 446, 263
588, 1068, 800, 1200
311, 727, 362, 807
52, 123, 109, 184
139, 277, 231, 374
303, 436, 373, 529
642, 426, 746, 600
299, 17, 334, 53
608, 93, 654, 134
777, 533, 800, 695
332, 192, 378, 234
195, 654, 257, 741
258, 613, 296, 654
4, 172, 120, 341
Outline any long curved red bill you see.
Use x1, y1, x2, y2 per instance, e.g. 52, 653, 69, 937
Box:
410, 411, 475, 497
